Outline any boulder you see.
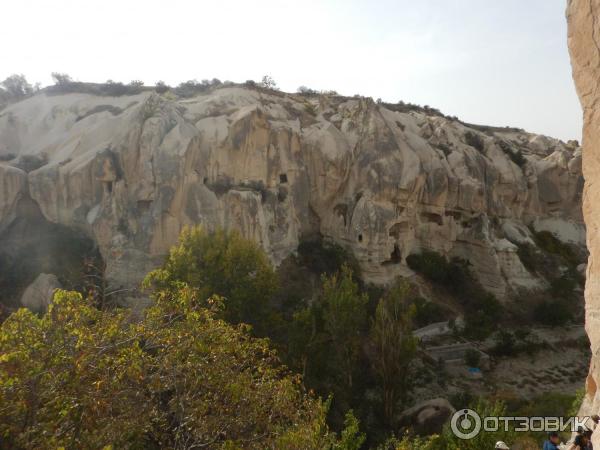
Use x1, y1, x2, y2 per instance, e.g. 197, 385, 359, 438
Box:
20, 273, 61, 312
398, 398, 456, 435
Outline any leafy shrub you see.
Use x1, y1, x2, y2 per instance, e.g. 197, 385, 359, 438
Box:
47, 75, 148, 97
532, 230, 580, 267
101, 80, 129, 96
464, 131, 485, 152
406, 251, 469, 293
407, 250, 502, 339
464, 348, 482, 367
491, 329, 518, 356
534, 299, 572, 326
380, 100, 445, 118
297, 85, 318, 95
412, 297, 448, 327
0, 74, 35, 100
568, 388, 586, 418
508, 149, 527, 167
297, 238, 361, 278
550, 273, 578, 298
462, 292, 503, 340
516, 243, 540, 272
154, 80, 169, 93
51, 72, 72, 85
497, 139, 527, 167
261, 75, 278, 90
173, 79, 214, 97
304, 102, 317, 115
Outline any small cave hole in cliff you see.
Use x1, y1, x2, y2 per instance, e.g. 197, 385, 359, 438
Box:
358, 233, 363, 242
382, 244, 402, 266
334, 204, 348, 226
421, 212, 443, 226
0, 196, 103, 314
279, 173, 288, 184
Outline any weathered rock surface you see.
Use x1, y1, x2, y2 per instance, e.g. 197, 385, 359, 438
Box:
567, 0, 600, 440
398, 398, 455, 435
0, 86, 584, 303
20, 273, 61, 312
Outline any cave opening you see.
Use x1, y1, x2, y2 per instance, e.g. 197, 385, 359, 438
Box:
382, 243, 402, 266
0, 197, 103, 315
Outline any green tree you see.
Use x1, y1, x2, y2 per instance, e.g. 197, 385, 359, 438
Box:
464, 349, 481, 368
0, 74, 34, 99
144, 226, 279, 335
0, 287, 358, 449
51, 72, 72, 85
370, 280, 418, 426
320, 265, 368, 390
332, 410, 366, 450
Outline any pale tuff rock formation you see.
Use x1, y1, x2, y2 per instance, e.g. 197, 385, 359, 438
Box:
19, 273, 61, 313
0, 86, 584, 303
567, 0, 600, 437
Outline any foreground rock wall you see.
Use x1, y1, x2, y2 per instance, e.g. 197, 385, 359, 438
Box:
567, 0, 600, 435
0, 85, 584, 304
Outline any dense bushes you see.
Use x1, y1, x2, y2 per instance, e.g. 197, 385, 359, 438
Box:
0, 74, 35, 100
0, 74, 37, 110
497, 139, 527, 167
405, 251, 468, 291
464, 131, 485, 152
173, 79, 222, 97
47, 79, 147, 97
297, 238, 361, 278
407, 250, 502, 339
515, 229, 584, 325
534, 299, 572, 326
516, 243, 539, 272
490, 328, 545, 357
0, 288, 358, 449
412, 297, 449, 327
532, 230, 581, 267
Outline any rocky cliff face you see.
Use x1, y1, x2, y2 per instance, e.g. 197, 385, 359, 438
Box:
567, 0, 600, 432
0, 85, 584, 306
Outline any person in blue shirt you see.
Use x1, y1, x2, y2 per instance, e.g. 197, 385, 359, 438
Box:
543, 431, 562, 450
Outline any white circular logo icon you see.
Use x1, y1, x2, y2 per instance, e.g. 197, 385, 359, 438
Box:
451, 408, 482, 439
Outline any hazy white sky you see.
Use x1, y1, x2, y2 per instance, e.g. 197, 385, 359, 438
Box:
0, 0, 582, 141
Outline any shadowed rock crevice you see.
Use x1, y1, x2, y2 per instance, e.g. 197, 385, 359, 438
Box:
0, 195, 101, 310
